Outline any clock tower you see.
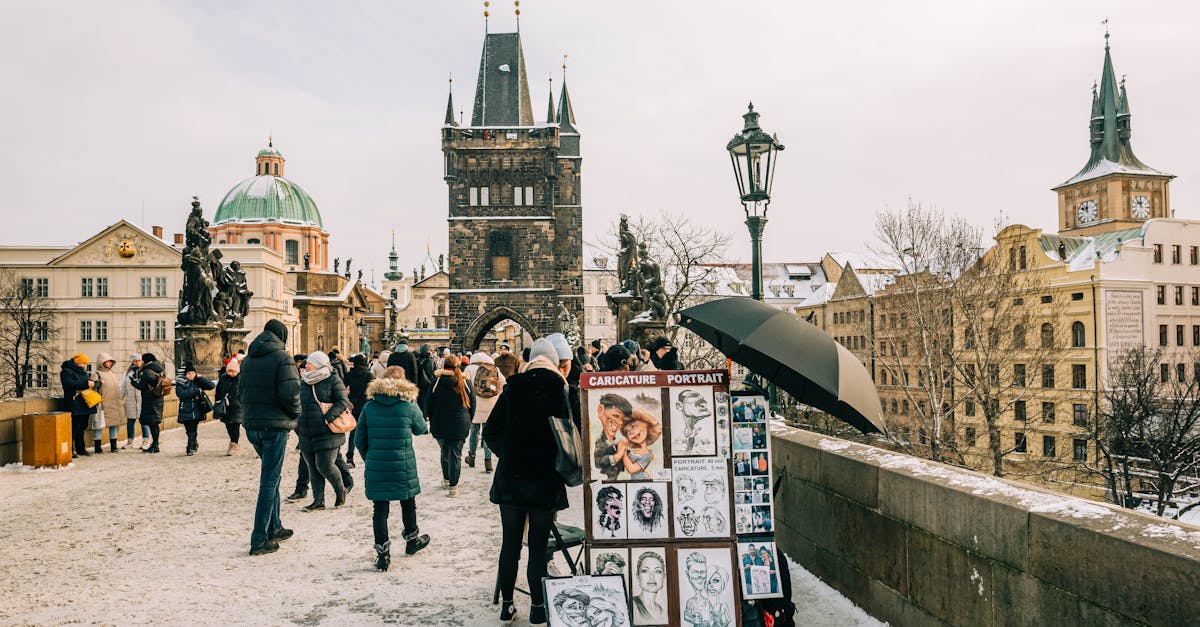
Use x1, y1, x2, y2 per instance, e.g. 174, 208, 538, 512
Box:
1052, 35, 1174, 236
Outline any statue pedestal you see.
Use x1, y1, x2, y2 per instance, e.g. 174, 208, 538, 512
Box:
606, 292, 640, 344
627, 316, 668, 349
222, 328, 250, 362
175, 324, 223, 379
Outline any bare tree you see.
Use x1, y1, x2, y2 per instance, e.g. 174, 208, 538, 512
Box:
1092, 346, 1200, 516
0, 269, 59, 398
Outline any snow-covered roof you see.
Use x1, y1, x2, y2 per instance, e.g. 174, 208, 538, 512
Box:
826, 251, 894, 271
1058, 158, 1170, 187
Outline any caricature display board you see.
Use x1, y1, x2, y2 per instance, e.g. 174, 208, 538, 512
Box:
730, 392, 782, 599
582, 370, 741, 626
543, 574, 633, 627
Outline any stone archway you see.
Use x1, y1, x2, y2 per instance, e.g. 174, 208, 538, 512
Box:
462, 306, 542, 352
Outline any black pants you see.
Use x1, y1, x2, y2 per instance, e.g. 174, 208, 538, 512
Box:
345, 428, 356, 462
183, 421, 199, 450
437, 438, 465, 486
295, 449, 352, 492
225, 422, 241, 443
372, 499, 418, 545
71, 414, 89, 453
147, 423, 160, 447
497, 505, 555, 605
300, 447, 345, 505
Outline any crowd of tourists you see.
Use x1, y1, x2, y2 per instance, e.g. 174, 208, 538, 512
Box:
58, 318, 684, 625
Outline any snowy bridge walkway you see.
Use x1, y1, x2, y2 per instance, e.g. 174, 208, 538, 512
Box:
0, 420, 881, 626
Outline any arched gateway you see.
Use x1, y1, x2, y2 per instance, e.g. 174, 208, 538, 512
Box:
442, 27, 584, 352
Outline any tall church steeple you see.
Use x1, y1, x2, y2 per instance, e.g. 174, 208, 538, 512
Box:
1053, 34, 1174, 235
470, 32, 534, 126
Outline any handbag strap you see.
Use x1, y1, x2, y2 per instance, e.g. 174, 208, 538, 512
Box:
311, 385, 333, 415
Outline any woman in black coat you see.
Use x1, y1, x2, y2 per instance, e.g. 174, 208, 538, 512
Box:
482, 338, 571, 624
131, 353, 168, 453
214, 358, 245, 456
344, 354, 374, 467
296, 351, 351, 510
59, 354, 97, 458
426, 356, 475, 497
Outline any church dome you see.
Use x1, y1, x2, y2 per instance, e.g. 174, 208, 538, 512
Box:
213, 142, 324, 228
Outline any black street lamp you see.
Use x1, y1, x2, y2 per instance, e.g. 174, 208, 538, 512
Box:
726, 102, 784, 301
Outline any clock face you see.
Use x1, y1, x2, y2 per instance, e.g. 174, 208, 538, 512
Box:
1131, 195, 1151, 219
1077, 200, 1098, 224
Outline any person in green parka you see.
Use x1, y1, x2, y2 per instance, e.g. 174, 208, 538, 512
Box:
356, 366, 431, 571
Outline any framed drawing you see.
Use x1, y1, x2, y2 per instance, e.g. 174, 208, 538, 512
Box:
668, 386, 716, 457
626, 482, 671, 539
737, 540, 783, 599
589, 547, 631, 590
676, 546, 738, 627
544, 574, 633, 627
628, 547, 669, 626
589, 387, 668, 482
592, 483, 629, 540
671, 457, 731, 539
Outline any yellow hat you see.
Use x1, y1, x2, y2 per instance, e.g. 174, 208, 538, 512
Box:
72, 353, 89, 366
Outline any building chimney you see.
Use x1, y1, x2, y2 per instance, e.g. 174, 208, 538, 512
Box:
173, 233, 184, 245
152, 226, 163, 239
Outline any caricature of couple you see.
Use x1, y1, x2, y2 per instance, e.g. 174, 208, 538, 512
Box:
593, 393, 662, 481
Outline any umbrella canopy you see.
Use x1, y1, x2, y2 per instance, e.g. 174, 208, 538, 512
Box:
677, 297, 884, 434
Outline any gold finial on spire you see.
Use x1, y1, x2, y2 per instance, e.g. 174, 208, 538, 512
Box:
1102, 18, 1109, 46
268, 130, 273, 147
562, 53, 568, 78
483, 2, 490, 27
514, 1, 520, 31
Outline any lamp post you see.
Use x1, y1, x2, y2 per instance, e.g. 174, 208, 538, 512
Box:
726, 102, 784, 301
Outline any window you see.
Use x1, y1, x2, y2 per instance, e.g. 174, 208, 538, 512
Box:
21, 277, 49, 297
988, 364, 1000, 386
964, 399, 976, 416
1013, 363, 1026, 387
1041, 323, 1054, 348
139, 320, 151, 341
79, 320, 93, 342
919, 429, 927, 445
1019, 245, 1027, 270
964, 327, 976, 349
1073, 439, 1088, 462
285, 240, 299, 265
1043, 436, 1057, 458
988, 327, 999, 348
1192, 246, 1198, 265
965, 427, 977, 448
524, 186, 534, 206
1178, 363, 1188, 383
1193, 287, 1199, 306
513, 186, 523, 206
140, 277, 152, 297
81, 277, 93, 297
1072, 403, 1088, 426
33, 364, 48, 389
480, 186, 490, 206
1042, 365, 1055, 388
1071, 364, 1086, 389
1013, 325, 1026, 348
1042, 401, 1055, 423
1160, 363, 1170, 383
1071, 321, 1086, 348
469, 187, 478, 206
1014, 400, 1027, 421
1071, 292, 1084, 301
490, 230, 513, 281
900, 341, 908, 356
95, 320, 108, 342
97, 278, 108, 296
890, 399, 898, 414
1014, 432, 1027, 453
964, 364, 976, 384
155, 277, 167, 297
154, 320, 167, 341
1178, 325, 1186, 346
1157, 285, 1166, 305
1041, 295, 1053, 304
902, 399, 909, 414
1193, 325, 1199, 346
1176, 286, 1185, 305
32, 321, 48, 342
247, 238, 261, 245
1160, 324, 1169, 347
1008, 247, 1016, 270
1172, 245, 1182, 264
1153, 244, 1163, 263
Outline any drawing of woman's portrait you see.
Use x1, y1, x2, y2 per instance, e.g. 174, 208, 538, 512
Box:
630, 548, 668, 625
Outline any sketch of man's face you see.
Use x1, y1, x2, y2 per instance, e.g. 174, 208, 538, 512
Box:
676, 391, 711, 422
678, 506, 698, 536
585, 603, 616, 627
598, 405, 627, 438
702, 506, 726, 533
686, 559, 708, 592
604, 494, 623, 525
703, 477, 724, 504
676, 475, 696, 501
558, 596, 587, 624
639, 491, 656, 517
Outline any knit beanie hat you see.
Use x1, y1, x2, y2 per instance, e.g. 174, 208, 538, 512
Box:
528, 337, 559, 365
545, 333, 573, 361
72, 353, 89, 366
142, 353, 157, 363
264, 319, 288, 342
306, 351, 331, 371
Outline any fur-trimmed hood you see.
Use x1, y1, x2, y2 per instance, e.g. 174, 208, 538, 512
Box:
366, 377, 419, 401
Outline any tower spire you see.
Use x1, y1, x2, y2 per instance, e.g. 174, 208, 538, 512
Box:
444, 75, 457, 127
546, 76, 556, 124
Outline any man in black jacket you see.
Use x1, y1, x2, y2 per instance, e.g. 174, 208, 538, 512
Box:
239, 319, 302, 556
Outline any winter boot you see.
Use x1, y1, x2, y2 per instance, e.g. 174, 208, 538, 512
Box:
374, 541, 391, 571
499, 601, 517, 624
484, 458, 493, 473
464, 454, 476, 468
94, 441, 103, 455
404, 534, 430, 555
110, 438, 119, 453
530, 603, 547, 625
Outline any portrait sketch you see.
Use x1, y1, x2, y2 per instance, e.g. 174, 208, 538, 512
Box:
629, 547, 669, 626
592, 484, 628, 540
669, 386, 715, 457
544, 574, 633, 627
589, 388, 667, 482
590, 548, 630, 589
626, 482, 670, 540
738, 541, 783, 599
677, 548, 736, 627
671, 458, 731, 539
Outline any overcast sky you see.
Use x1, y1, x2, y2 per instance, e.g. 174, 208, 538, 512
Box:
2, 0, 1198, 275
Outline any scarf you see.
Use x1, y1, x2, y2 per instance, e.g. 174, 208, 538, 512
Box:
301, 366, 332, 385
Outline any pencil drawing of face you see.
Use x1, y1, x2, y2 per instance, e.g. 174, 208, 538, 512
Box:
702, 506, 727, 534
676, 474, 696, 502
703, 475, 725, 504
678, 505, 698, 536
597, 486, 623, 533
633, 486, 664, 532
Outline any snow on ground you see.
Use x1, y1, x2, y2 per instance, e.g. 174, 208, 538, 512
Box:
0, 421, 880, 625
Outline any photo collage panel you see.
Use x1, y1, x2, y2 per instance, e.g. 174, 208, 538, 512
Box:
737, 540, 783, 599
732, 394, 774, 535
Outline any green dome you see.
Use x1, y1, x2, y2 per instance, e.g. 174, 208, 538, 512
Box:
257, 147, 282, 158
213, 175, 323, 228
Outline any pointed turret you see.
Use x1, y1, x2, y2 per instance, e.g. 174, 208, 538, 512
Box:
545, 79, 556, 125
557, 80, 577, 133
385, 229, 402, 280
444, 83, 457, 127
1060, 34, 1164, 186
470, 33, 534, 126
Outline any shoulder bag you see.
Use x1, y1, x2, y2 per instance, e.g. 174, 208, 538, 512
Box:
547, 389, 583, 487
313, 386, 356, 434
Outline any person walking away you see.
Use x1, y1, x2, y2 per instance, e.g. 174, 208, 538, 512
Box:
414, 344, 437, 409
239, 319, 302, 555
388, 334, 418, 383
371, 350, 391, 379
175, 362, 215, 456
483, 337, 573, 625
215, 359, 245, 455
296, 351, 351, 511
427, 356, 474, 497
120, 354, 148, 449
131, 353, 168, 454
60, 353, 96, 458
328, 348, 349, 383
345, 353, 374, 468
356, 366, 430, 570
94, 353, 125, 453
463, 351, 505, 473
493, 342, 521, 379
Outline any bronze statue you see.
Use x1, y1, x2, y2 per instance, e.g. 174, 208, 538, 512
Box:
638, 242, 668, 320
617, 214, 639, 295
185, 197, 212, 251
334, 258, 340, 274
303, 252, 311, 270
224, 260, 252, 327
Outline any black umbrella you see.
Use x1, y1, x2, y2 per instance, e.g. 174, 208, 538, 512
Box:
677, 296, 884, 434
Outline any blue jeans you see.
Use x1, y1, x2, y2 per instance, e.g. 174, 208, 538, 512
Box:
246, 430, 288, 548
467, 423, 491, 460
126, 419, 150, 440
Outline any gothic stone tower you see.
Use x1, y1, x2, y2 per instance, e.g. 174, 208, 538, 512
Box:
442, 30, 583, 351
